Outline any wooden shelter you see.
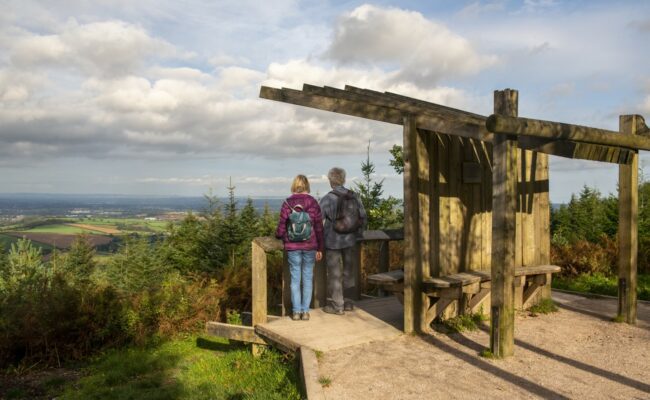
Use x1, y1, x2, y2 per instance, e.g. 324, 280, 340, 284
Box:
258, 84, 649, 358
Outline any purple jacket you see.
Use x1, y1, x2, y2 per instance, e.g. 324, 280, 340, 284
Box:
275, 193, 324, 252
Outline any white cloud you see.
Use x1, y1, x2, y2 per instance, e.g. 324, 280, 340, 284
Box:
325, 4, 497, 87
457, 1, 505, 18
9, 20, 175, 77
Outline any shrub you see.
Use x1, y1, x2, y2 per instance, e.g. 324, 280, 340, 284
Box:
551, 236, 617, 277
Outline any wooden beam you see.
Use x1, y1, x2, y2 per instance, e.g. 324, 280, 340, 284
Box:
261, 85, 404, 124
260, 86, 487, 140
490, 89, 519, 358
251, 239, 268, 356
403, 114, 421, 334
253, 236, 283, 252
518, 136, 635, 164
487, 114, 650, 151
262, 85, 642, 164
255, 324, 301, 353
618, 115, 640, 324
342, 85, 487, 126
206, 322, 266, 345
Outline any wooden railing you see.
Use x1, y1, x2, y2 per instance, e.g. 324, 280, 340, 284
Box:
251, 228, 404, 329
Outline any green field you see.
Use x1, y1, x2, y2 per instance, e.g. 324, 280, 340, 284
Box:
23, 224, 107, 235
82, 218, 169, 233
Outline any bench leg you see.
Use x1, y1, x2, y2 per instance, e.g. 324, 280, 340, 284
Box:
468, 287, 490, 314
425, 297, 454, 327
522, 274, 547, 309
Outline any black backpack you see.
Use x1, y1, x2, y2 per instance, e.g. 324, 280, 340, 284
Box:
332, 190, 363, 233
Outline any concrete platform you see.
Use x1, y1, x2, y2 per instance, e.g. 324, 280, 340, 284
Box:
257, 296, 404, 352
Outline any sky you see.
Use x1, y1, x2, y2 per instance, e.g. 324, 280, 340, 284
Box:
1, 0, 649, 202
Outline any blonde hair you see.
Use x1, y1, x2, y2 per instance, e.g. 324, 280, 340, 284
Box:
327, 167, 346, 187
291, 174, 310, 193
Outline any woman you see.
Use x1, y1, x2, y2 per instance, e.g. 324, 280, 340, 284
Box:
276, 175, 324, 321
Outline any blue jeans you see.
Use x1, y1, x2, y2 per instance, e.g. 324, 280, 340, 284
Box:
287, 250, 316, 313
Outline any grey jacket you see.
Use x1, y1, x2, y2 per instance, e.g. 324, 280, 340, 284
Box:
319, 186, 367, 250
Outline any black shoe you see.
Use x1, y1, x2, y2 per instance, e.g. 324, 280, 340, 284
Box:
301, 312, 310, 321
344, 302, 354, 311
322, 305, 344, 315
291, 313, 301, 321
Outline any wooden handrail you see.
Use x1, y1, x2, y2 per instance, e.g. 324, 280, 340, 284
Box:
251, 229, 405, 331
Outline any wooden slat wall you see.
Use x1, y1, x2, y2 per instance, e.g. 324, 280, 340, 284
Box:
422, 140, 549, 279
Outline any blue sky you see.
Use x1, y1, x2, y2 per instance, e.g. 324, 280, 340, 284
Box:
1, 0, 649, 202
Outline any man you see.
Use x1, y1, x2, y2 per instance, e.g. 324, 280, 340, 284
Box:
319, 167, 367, 315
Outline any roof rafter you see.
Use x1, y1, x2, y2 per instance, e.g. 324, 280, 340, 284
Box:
259, 84, 640, 164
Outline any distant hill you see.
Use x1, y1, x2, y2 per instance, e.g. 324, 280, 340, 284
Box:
0, 193, 286, 217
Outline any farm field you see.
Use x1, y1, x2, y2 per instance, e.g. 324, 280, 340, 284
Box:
0, 216, 171, 254
4, 232, 113, 249
22, 224, 109, 235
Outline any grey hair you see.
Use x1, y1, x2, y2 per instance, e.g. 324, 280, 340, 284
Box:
327, 167, 346, 187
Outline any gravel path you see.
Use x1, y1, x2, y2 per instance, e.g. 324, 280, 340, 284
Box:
318, 292, 650, 399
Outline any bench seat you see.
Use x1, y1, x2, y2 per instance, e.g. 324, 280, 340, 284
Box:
367, 265, 561, 325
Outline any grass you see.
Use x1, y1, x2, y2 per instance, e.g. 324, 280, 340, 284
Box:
318, 376, 332, 387
553, 273, 650, 301
54, 335, 301, 400
528, 298, 559, 315
436, 312, 488, 333
611, 315, 626, 323
479, 348, 496, 359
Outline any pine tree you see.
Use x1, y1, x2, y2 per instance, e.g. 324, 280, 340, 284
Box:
64, 234, 97, 284
259, 202, 278, 237
162, 211, 215, 274
5, 238, 43, 288
219, 178, 245, 268
239, 198, 259, 241
355, 143, 403, 229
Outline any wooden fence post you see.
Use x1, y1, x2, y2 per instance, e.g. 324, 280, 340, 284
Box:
490, 89, 518, 358
377, 241, 390, 296
618, 115, 639, 324
312, 250, 327, 308
252, 239, 268, 356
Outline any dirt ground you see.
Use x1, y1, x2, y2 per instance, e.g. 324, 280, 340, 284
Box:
318, 292, 650, 400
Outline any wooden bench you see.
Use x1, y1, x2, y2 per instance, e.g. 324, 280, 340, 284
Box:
367, 269, 405, 303
367, 265, 561, 326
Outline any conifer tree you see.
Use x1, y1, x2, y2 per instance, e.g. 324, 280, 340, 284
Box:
355, 143, 403, 229
259, 203, 278, 236
64, 234, 97, 284
219, 178, 245, 268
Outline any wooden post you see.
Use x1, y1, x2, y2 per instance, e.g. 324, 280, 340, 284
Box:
377, 241, 390, 296
282, 250, 291, 316
312, 250, 327, 308
353, 243, 362, 301
490, 89, 519, 358
618, 115, 639, 324
252, 239, 268, 356
403, 114, 421, 333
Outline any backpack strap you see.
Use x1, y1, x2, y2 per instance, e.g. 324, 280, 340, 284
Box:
284, 199, 305, 213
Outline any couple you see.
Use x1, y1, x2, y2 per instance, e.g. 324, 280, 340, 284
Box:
275, 167, 367, 321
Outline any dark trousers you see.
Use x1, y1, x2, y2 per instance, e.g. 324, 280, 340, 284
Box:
325, 246, 355, 311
